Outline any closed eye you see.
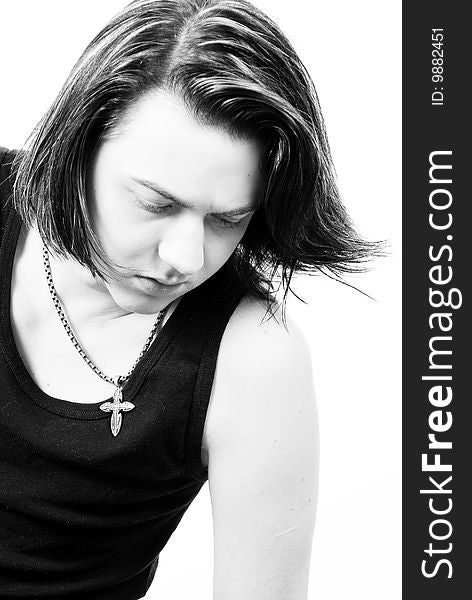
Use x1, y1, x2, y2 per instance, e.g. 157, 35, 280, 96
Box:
134, 196, 172, 214
135, 196, 253, 229
213, 215, 245, 229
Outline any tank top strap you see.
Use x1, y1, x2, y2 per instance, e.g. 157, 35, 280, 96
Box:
185, 269, 247, 481
0, 147, 17, 240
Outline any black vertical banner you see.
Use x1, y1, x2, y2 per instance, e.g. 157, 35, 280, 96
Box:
404, 2, 470, 598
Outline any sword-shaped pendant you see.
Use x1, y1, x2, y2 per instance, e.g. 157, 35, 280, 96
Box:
99, 382, 135, 437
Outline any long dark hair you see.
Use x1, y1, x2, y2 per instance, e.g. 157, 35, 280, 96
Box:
13, 0, 380, 312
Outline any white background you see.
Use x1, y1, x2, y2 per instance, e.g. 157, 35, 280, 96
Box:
0, 1, 401, 598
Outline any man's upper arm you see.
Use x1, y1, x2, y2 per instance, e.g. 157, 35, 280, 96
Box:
206, 298, 319, 600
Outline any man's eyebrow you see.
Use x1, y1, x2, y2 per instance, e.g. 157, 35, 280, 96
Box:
130, 176, 259, 217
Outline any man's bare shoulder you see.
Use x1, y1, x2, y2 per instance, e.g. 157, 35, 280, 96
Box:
203, 294, 318, 599
202, 293, 315, 455
221, 293, 310, 359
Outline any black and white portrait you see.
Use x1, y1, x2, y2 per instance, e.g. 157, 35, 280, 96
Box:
0, 1, 400, 599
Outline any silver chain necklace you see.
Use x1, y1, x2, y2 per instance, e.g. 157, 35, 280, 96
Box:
42, 244, 167, 437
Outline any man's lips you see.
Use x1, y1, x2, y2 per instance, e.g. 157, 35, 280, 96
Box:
133, 275, 187, 295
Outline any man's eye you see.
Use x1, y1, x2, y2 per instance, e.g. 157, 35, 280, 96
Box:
216, 216, 241, 229
135, 195, 246, 229
135, 197, 171, 214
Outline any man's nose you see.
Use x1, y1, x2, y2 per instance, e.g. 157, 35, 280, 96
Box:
157, 215, 205, 278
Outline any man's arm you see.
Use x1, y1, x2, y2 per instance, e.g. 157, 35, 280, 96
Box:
205, 297, 319, 600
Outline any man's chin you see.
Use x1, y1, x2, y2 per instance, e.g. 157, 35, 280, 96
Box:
105, 283, 177, 316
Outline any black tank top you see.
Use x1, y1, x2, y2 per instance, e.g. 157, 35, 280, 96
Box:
0, 147, 247, 599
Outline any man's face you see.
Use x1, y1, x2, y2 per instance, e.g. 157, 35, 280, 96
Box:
88, 91, 263, 314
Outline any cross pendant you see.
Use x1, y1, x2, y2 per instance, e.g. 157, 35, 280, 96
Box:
99, 385, 135, 437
